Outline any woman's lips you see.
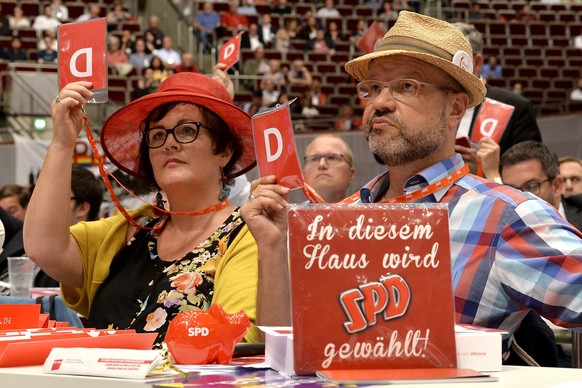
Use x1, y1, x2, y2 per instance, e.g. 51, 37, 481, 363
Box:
164, 158, 185, 167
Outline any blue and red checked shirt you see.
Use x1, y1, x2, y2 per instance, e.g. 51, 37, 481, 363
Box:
360, 154, 582, 335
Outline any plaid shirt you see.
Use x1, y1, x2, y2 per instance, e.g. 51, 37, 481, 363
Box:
360, 154, 582, 335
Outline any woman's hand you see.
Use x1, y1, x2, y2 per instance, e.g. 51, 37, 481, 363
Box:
212, 63, 234, 99
242, 175, 292, 328
241, 175, 290, 249
50, 81, 94, 147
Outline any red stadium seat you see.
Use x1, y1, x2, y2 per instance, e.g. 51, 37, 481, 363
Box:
538, 66, 560, 79
509, 1, 528, 12
336, 5, 354, 17
561, 67, 581, 79
531, 79, 551, 89
491, 1, 509, 11
557, 11, 576, 23
20, 1, 41, 18
537, 10, 556, 22
517, 66, 538, 79
547, 23, 566, 38
527, 22, 547, 38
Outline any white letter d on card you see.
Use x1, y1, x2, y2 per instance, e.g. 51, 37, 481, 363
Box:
70, 48, 93, 78
264, 127, 283, 162
223, 43, 234, 60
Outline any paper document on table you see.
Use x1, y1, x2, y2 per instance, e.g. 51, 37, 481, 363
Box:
43, 347, 178, 379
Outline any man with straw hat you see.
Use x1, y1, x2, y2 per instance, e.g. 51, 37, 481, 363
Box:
242, 11, 582, 360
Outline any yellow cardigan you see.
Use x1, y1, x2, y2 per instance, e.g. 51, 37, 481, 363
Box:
62, 205, 260, 342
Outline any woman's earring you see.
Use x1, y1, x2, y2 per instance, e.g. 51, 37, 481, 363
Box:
218, 169, 230, 201
156, 190, 166, 210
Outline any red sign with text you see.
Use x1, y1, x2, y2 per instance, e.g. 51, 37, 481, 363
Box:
58, 18, 107, 102
219, 32, 243, 71
471, 98, 515, 143
252, 102, 304, 189
288, 204, 457, 375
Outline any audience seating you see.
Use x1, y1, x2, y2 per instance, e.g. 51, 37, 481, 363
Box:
0, 0, 578, 121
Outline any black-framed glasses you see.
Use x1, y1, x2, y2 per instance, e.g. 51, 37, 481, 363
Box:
304, 153, 347, 165
356, 78, 458, 101
144, 121, 209, 149
516, 178, 552, 195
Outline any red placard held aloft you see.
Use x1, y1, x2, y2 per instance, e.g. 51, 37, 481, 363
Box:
58, 18, 108, 103
470, 98, 515, 144
218, 32, 243, 71
357, 21, 386, 54
251, 101, 304, 189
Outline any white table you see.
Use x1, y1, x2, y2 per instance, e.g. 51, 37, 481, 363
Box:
0, 365, 581, 387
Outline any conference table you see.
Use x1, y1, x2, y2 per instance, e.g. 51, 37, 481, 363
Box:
0, 364, 581, 387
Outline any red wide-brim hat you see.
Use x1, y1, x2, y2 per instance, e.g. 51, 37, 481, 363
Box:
100, 72, 256, 180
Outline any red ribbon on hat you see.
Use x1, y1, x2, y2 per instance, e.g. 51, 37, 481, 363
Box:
83, 116, 230, 231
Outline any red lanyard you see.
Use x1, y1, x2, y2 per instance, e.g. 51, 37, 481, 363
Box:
302, 164, 469, 205
302, 179, 364, 205
378, 164, 470, 203
83, 116, 230, 231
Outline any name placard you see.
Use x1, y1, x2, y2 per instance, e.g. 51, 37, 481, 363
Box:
288, 204, 457, 375
0, 304, 41, 329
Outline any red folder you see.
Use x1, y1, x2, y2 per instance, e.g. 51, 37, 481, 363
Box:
0, 329, 157, 367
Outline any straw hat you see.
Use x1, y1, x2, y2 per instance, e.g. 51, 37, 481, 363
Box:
345, 11, 486, 108
100, 72, 255, 181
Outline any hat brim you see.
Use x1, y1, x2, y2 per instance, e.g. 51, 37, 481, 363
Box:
345, 50, 486, 108
100, 91, 256, 181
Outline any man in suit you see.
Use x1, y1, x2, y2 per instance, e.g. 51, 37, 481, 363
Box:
257, 13, 277, 48
453, 23, 541, 161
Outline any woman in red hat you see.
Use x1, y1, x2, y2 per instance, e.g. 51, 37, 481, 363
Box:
23, 69, 288, 346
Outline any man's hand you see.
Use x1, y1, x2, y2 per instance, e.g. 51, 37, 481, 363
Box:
477, 137, 501, 181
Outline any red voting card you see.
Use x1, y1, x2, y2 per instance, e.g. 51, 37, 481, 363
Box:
471, 98, 515, 143
252, 102, 304, 189
288, 204, 457, 375
58, 18, 108, 103
219, 33, 243, 71
357, 21, 386, 54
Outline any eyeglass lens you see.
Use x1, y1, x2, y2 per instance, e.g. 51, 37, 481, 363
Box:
146, 122, 202, 149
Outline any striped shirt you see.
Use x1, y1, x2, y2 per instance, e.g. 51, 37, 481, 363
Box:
360, 154, 582, 335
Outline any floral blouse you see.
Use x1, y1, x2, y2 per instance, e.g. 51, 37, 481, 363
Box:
87, 209, 245, 346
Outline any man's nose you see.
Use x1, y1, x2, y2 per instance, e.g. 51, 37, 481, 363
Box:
371, 87, 398, 112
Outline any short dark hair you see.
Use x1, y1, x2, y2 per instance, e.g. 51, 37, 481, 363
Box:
137, 102, 243, 186
71, 166, 103, 221
558, 156, 582, 167
0, 184, 31, 208
500, 141, 559, 180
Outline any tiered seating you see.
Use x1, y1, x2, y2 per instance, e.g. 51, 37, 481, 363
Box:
0, 0, 578, 123
447, 0, 582, 115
